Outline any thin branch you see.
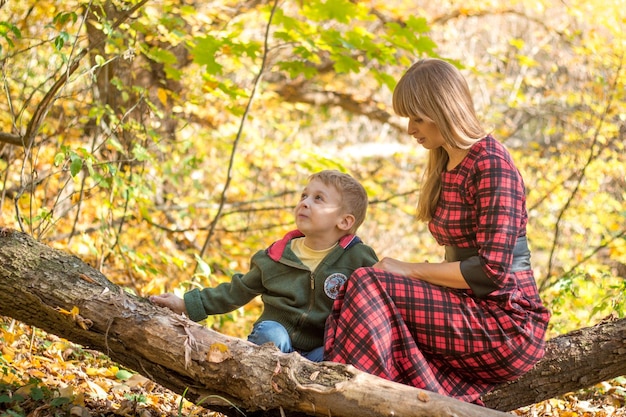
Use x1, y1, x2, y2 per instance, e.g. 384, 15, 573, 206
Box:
539, 57, 624, 292
8, 0, 149, 149
196, 0, 280, 266
540, 229, 626, 291
0, 132, 22, 146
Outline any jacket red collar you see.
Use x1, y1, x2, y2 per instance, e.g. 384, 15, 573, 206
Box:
267, 229, 360, 262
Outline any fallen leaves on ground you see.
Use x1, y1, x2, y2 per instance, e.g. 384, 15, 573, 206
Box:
0, 317, 220, 417
513, 382, 626, 417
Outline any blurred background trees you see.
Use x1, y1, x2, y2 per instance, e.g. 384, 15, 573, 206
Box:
1, 0, 624, 341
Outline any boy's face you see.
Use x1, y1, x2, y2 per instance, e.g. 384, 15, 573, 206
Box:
294, 178, 349, 238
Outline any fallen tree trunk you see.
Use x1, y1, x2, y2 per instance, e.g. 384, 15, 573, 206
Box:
0, 229, 624, 416
482, 314, 626, 410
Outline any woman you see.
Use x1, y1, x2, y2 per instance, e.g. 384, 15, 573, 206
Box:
323, 58, 551, 404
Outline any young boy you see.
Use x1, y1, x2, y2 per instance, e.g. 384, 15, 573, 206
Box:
150, 170, 378, 362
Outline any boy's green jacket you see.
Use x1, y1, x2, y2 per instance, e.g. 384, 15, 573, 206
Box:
184, 229, 378, 351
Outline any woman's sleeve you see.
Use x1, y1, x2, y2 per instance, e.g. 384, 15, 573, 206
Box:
460, 155, 526, 297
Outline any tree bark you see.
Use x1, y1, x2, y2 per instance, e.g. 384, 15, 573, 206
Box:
482, 314, 626, 410
0, 229, 624, 416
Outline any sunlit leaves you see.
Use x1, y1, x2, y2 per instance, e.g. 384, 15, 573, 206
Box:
301, 0, 364, 23
1, 2, 626, 415
385, 16, 435, 55
277, 61, 319, 79
194, 254, 212, 278
0, 22, 22, 52
1, 0, 625, 349
0, 317, 195, 416
51, 11, 77, 51
369, 68, 397, 91
52, 10, 77, 27
272, 2, 434, 79
131, 144, 151, 162
69, 153, 83, 177
192, 35, 223, 74
333, 53, 361, 74
145, 46, 178, 66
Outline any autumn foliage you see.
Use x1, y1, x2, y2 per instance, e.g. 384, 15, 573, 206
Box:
1, 0, 625, 415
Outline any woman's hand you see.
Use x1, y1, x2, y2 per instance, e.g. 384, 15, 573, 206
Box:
374, 257, 470, 289
149, 293, 188, 315
374, 257, 419, 277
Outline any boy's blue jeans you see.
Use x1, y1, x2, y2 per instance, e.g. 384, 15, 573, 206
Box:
247, 320, 324, 362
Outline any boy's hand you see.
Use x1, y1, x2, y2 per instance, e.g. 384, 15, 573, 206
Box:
149, 293, 187, 315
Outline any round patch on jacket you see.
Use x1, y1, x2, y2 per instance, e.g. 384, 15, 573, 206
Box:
324, 273, 348, 299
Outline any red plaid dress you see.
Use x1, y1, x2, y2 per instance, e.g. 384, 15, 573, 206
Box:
324, 136, 550, 403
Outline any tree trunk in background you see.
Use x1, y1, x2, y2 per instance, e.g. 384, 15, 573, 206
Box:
0, 229, 625, 416
85, 0, 188, 142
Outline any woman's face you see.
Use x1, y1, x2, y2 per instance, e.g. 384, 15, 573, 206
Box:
407, 116, 446, 150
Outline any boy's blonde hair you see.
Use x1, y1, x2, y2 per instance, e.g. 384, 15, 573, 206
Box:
308, 170, 368, 234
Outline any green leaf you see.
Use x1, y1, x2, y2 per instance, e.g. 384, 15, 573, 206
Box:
146, 46, 178, 65
192, 35, 223, 74
372, 69, 397, 91
0, 393, 24, 404
302, 0, 359, 23
50, 396, 71, 407
333, 54, 360, 74
385, 17, 436, 55
28, 385, 45, 401
278, 61, 318, 79
132, 144, 150, 162
194, 254, 212, 277
165, 66, 183, 81
53, 152, 65, 167
54, 32, 69, 50
53, 11, 78, 26
0, 22, 22, 49
70, 157, 83, 177
272, 8, 303, 31
116, 369, 133, 380
405, 16, 431, 33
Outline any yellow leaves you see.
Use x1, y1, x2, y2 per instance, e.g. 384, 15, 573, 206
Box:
1, 316, 179, 414
510, 38, 525, 50
27, 369, 47, 379
157, 87, 169, 106
0, 361, 21, 384
1, 327, 16, 344
85, 365, 120, 378
205, 342, 232, 363
519, 386, 626, 417
55, 306, 93, 330
83, 379, 110, 399
14, 382, 40, 398
2, 345, 16, 363
57, 305, 80, 319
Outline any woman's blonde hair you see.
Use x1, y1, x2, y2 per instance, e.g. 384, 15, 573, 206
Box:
392, 58, 487, 221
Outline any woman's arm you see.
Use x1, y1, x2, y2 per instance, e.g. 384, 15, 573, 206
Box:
374, 257, 470, 289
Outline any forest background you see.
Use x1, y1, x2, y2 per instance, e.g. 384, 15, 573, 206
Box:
0, 0, 625, 416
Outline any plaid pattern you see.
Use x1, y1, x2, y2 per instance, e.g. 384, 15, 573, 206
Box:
323, 137, 550, 404
430, 135, 530, 290
324, 268, 549, 403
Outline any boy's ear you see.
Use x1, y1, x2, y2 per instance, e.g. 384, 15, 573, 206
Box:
337, 213, 356, 232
